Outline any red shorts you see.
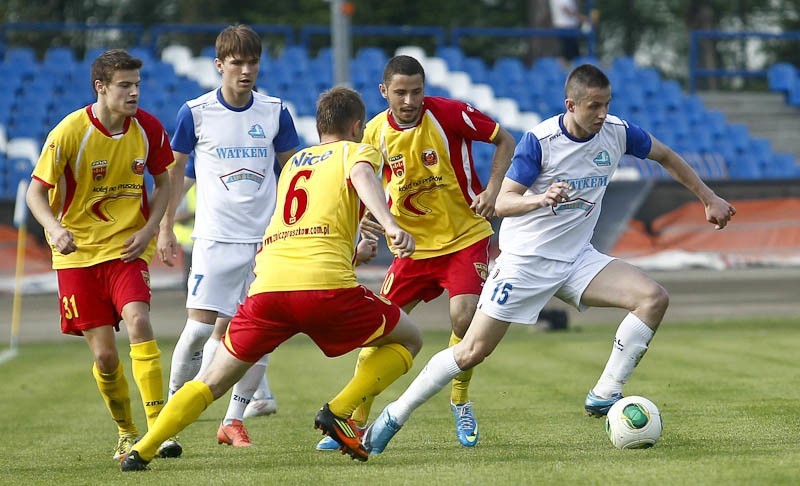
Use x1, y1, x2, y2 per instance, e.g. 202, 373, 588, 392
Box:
380, 237, 490, 307
56, 259, 151, 336
224, 285, 401, 362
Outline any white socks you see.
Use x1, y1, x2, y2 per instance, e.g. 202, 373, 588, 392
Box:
592, 312, 655, 398
223, 354, 268, 425
252, 354, 273, 400
387, 347, 463, 425
168, 319, 213, 397
196, 336, 221, 378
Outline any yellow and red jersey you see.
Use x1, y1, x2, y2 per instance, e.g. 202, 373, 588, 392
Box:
32, 105, 174, 269
248, 140, 383, 293
363, 96, 498, 259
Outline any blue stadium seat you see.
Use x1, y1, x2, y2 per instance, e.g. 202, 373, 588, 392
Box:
767, 62, 796, 96
571, 56, 601, 68
611, 56, 637, 75
436, 46, 465, 71
660, 80, 683, 111
44, 46, 77, 66
462, 57, 489, 84
763, 152, 798, 179
355, 47, 387, 67
493, 57, 526, 84
637, 67, 662, 97
726, 123, 751, 152
4, 47, 36, 66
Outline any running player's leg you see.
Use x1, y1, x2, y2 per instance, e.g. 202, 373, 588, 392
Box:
169, 241, 217, 397
366, 310, 508, 453
574, 255, 668, 416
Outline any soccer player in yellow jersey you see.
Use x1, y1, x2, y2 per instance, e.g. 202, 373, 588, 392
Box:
319, 55, 516, 449
121, 86, 420, 470
25, 49, 176, 460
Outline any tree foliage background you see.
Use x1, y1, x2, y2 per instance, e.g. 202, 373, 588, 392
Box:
2, 0, 799, 83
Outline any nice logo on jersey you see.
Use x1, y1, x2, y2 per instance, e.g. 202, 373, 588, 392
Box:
131, 158, 145, 175
421, 149, 438, 166
593, 150, 611, 166
91, 160, 108, 181
248, 124, 266, 139
389, 154, 405, 177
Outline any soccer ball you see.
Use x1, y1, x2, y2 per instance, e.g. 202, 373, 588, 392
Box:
604, 396, 662, 449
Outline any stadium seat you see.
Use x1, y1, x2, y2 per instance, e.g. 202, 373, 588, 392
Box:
462, 57, 489, 84
4, 47, 36, 66
436, 46, 465, 71
395, 45, 426, 61
44, 46, 77, 66
422, 57, 450, 87
355, 47, 387, 66
161, 44, 193, 67
6, 138, 41, 165
767, 62, 796, 95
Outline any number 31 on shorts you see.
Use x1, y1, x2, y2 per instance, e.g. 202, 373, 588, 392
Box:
490, 282, 513, 305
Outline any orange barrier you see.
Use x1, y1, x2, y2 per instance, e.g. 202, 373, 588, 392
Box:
611, 198, 800, 263
0, 225, 186, 278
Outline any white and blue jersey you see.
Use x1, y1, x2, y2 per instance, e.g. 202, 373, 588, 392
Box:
499, 114, 651, 262
172, 89, 299, 243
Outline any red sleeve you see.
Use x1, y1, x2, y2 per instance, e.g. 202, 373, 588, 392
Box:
424, 97, 499, 144
135, 109, 174, 175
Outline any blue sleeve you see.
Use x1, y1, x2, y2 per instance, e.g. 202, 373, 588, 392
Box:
505, 131, 542, 187
624, 121, 652, 159
184, 151, 196, 179
170, 103, 197, 155
273, 103, 300, 153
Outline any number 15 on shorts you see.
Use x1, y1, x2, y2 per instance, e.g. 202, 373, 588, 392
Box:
490, 282, 513, 305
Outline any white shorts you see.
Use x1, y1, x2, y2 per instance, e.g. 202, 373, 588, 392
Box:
477, 244, 615, 325
186, 238, 260, 317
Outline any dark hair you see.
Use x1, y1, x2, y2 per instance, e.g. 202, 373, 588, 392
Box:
91, 49, 142, 92
216, 24, 262, 61
382, 55, 425, 86
316, 86, 366, 136
564, 64, 611, 101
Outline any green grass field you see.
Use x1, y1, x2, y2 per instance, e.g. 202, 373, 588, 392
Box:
2, 318, 799, 485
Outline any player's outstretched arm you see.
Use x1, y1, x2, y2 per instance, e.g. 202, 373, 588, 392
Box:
495, 177, 572, 218
471, 127, 516, 217
157, 151, 189, 266
26, 179, 77, 255
647, 135, 736, 230
350, 162, 415, 258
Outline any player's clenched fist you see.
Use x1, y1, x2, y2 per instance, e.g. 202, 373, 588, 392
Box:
541, 181, 572, 208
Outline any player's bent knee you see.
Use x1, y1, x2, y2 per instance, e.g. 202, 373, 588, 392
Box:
645, 283, 670, 314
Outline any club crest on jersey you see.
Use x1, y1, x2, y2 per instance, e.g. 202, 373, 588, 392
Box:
474, 262, 488, 281
389, 154, 405, 177
421, 149, 438, 166
131, 158, 145, 175
593, 150, 611, 166
91, 160, 108, 181
248, 124, 266, 138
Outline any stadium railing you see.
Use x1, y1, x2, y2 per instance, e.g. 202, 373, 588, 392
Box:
688, 30, 800, 93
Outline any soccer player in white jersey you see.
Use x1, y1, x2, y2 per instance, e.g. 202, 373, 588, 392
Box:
157, 24, 299, 449
362, 63, 737, 453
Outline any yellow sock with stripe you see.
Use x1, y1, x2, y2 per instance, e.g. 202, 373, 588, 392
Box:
449, 332, 473, 405
92, 362, 137, 436
328, 343, 413, 419
133, 380, 214, 461
129, 340, 165, 430
350, 347, 377, 427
